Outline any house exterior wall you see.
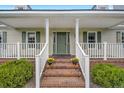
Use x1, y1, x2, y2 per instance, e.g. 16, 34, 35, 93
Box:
16, 28, 45, 43
79, 28, 124, 43
0, 27, 21, 43
1, 27, 124, 56
79, 28, 106, 43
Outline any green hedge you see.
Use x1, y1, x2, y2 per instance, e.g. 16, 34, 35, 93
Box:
0, 59, 33, 88
91, 64, 124, 88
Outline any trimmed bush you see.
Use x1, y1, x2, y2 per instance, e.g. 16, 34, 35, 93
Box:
47, 58, 55, 65
91, 64, 124, 88
71, 57, 79, 65
0, 59, 33, 88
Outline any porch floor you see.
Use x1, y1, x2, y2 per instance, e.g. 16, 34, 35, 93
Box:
40, 55, 85, 88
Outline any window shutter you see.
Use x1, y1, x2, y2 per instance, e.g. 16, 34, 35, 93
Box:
97, 32, 101, 43
83, 32, 87, 43
22, 32, 26, 43
116, 32, 121, 43
36, 32, 40, 49
36, 32, 40, 43
3, 32, 7, 43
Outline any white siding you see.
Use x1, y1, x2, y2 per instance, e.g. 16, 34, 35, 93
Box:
102, 29, 116, 43
0, 27, 21, 43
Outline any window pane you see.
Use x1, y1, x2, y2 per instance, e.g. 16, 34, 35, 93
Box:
28, 32, 35, 43
83, 32, 87, 43
116, 32, 121, 43
0, 32, 2, 43
122, 32, 124, 43
88, 32, 96, 43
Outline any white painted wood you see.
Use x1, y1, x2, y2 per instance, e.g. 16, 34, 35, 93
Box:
35, 55, 40, 88
85, 55, 90, 88
17, 42, 20, 60
76, 42, 90, 88
104, 42, 107, 60
45, 18, 49, 56
75, 18, 79, 43
35, 43, 48, 88
45, 18, 49, 44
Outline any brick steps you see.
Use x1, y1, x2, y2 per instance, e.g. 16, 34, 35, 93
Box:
43, 69, 81, 77
41, 77, 84, 88
46, 62, 79, 69
55, 59, 72, 63
41, 55, 85, 88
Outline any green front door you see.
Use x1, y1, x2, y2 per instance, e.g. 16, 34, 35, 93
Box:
53, 32, 70, 55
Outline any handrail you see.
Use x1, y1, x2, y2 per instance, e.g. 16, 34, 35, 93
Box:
76, 42, 90, 88
37, 43, 48, 56
35, 42, 48, 88
77, 42, 88, 56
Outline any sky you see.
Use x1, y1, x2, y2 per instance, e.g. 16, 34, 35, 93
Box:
0, 5, 93, 10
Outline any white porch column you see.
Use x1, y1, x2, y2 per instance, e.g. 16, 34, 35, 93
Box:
45, 18, 49, 57
45, 18, 49, 43
75, 18, 79, 43
75, 18, 79, 56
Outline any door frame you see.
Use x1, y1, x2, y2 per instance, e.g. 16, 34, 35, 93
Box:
53, 32, 70, 55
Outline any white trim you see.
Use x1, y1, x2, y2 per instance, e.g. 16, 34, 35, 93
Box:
1, 11, 124, 15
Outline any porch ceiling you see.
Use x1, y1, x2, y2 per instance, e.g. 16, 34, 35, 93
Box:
0, 12, 124, 28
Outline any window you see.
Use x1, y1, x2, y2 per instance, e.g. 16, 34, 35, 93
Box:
0, 32, 2, 43
83, 31, 101, 48
88, 32, 96, 43
122, 32, 124, 43
27, 32, 36, 43
0, 32, 7, 43
83, 31, 101, 43
22, 31, 40, 49
0, 32, 7, 49
116, 32, 124, 43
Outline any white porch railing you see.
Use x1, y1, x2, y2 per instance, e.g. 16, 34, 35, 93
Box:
80, 43, 124, 59
0, 43, 45, 59
35, 43, 48, 88
76, 42, 90, 88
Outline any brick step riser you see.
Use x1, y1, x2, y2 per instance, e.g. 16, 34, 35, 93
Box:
43, 74, 81, 77
41, 86, 84, 88
46, 67, 79, 69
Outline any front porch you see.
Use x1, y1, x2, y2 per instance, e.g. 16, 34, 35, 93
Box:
0, 11, 124, 88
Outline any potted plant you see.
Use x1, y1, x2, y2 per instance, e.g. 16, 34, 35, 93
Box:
71, 57, 79, 65
47, 58, 55, 65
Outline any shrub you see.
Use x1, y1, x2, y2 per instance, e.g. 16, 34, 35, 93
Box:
47, 58, 55, 65
0, 59, 33, 88
91, 64, 124, 88
71, 57, 79, 65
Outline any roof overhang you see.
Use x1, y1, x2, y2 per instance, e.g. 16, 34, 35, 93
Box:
0, 10, 124, 28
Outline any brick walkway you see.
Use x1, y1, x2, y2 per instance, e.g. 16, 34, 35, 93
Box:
40, 55, 85, 88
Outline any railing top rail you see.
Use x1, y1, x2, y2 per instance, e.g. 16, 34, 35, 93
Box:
76, 42, 88, 57
0, 43, 45, 44
36, 43, 48, 56
80, 42, 124, 44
